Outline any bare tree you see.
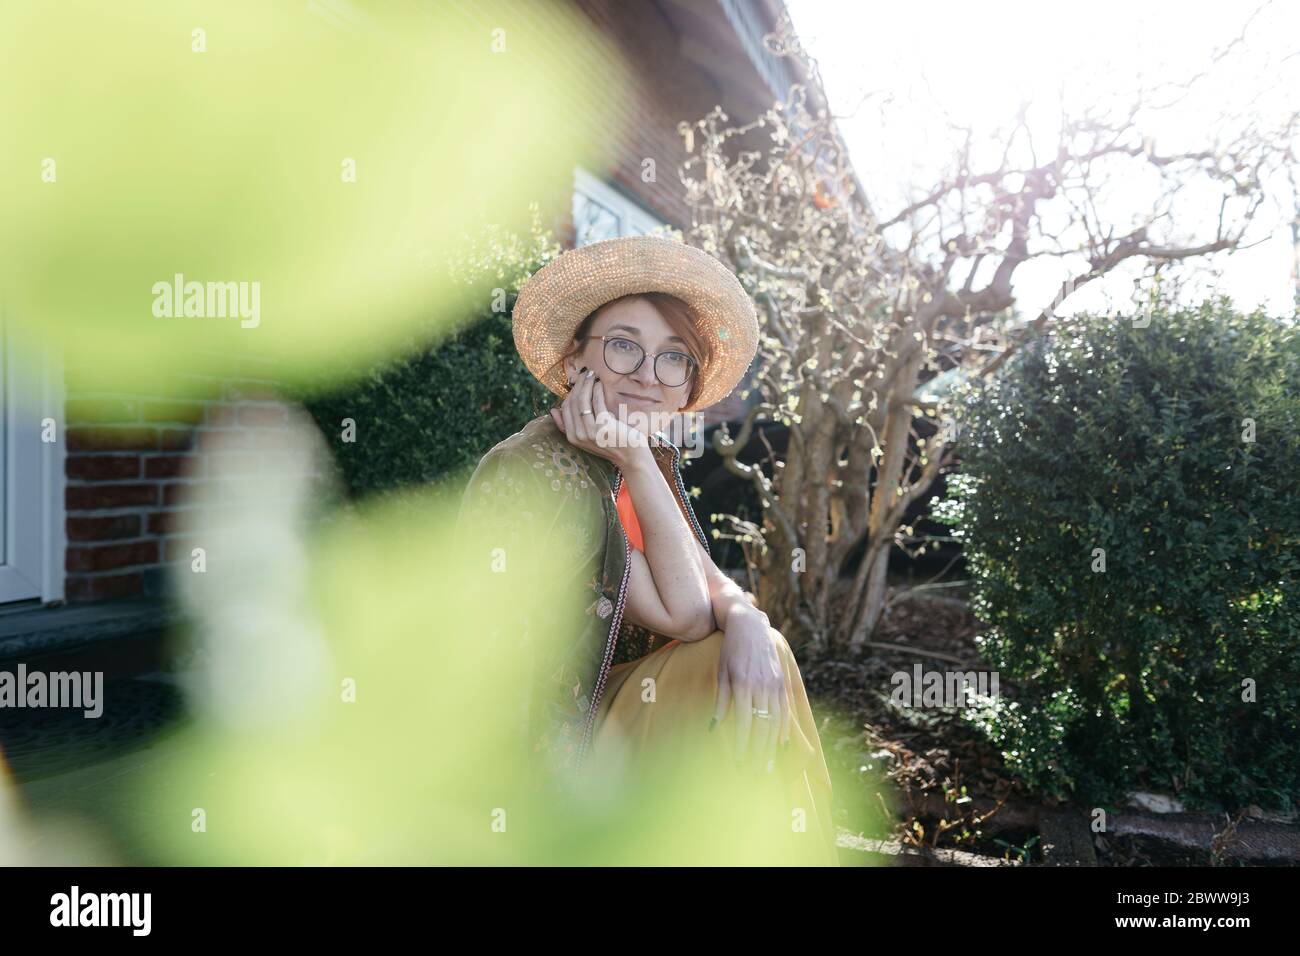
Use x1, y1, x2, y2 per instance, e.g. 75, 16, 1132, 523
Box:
677, 8, 1299, 650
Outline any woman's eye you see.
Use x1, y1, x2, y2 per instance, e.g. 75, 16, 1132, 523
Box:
611, 338, 637, 352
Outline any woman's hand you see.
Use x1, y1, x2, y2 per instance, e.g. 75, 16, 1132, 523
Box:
549, 368, 650, 472
712, 609, 791, 772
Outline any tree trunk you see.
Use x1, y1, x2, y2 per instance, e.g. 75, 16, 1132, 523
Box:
844, 348, 922, 649
859, 547, 891, 641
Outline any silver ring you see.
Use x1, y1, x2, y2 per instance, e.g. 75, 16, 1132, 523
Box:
752, 708, 771, 719
582, 408, 594, 415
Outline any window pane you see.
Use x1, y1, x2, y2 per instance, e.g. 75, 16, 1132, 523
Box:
573, 194, 621, 246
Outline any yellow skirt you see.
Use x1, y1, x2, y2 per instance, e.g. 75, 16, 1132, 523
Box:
590, 626, 839, 866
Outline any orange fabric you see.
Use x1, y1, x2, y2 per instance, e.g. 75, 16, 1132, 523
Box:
615, 482, 644, 552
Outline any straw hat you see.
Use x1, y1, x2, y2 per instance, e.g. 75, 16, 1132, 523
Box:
512, 235, 759, 412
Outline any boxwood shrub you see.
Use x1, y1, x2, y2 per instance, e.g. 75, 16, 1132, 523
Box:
936, 298, 1299, 812
292, 220, 561, 504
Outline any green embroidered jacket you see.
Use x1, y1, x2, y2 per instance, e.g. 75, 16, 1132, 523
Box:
454, 412, 711, 779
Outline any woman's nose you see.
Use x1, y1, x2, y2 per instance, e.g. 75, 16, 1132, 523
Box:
630, 360, 659, 389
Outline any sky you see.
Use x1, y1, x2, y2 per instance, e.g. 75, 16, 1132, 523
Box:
783, 0, 1300, 319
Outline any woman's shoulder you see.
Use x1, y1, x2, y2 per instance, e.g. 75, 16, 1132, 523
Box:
455, 412, 609, 550
469, 413, 563, 477
491, 412, 563, 454
463, 412, 613, 503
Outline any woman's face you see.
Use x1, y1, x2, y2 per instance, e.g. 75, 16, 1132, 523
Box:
563, 297, 697, 427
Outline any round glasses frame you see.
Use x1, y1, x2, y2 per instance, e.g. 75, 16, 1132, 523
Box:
588, 334, 698, 388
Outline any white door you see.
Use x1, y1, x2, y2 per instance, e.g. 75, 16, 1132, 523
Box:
0, 313, 64, 604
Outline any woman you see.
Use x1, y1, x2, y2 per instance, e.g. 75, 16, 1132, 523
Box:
457, 235, 838, 865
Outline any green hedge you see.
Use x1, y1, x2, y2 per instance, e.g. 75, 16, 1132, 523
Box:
293, 221, 560, 503
936, 298, 1300, 811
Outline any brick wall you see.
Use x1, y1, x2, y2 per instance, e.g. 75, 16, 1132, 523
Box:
567, 0, 772, 429
62, 360, 296, 604
571, 0, 713, 230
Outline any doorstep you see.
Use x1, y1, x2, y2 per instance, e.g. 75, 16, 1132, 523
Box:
0, 597, 183, 678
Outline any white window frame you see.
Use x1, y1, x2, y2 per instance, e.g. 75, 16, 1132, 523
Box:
572, 166, 665, 246
0, 314, 66, 605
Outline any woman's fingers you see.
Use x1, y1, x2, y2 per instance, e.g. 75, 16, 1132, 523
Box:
560, 386, 578, 445
573, 370, 592, 444
592, 373, 611, 447
563, 371, 579, 441
583, 369, 599, 442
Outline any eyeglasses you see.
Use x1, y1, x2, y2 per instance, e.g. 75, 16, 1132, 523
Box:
591, 335, 698, 388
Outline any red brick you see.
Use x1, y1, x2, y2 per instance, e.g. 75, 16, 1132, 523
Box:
67, 426, 158, 452
160, 428, 197, 451
66, 454, 142, 481
65, 539, 159, 573
147, 510, 178, 535
67, 514, 143, 542
144, 455, 193, 479
65, 571, 144, 603
66, 483, 158, 511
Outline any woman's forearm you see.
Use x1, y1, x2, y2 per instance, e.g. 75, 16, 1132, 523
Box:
620, 446, 713, 634
703, 553, 768, 634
